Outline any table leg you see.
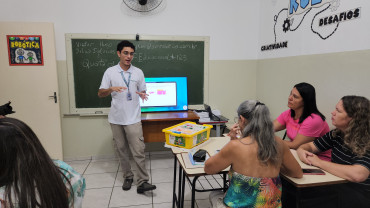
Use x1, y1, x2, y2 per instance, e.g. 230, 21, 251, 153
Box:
172, 156, 177, 208
181, 169, 186, 208
177, 167, 183, 208
191, 176, 199, 208
222, 172, 227, 192
215, 124, 221, 137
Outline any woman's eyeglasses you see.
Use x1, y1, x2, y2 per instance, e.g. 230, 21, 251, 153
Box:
234, 116, 239, 123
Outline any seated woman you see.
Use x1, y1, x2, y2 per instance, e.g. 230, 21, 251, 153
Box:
297, 95, 370, 207
274, 82, 331, 161
205, 100, 303, 208
0, 117, 86, 208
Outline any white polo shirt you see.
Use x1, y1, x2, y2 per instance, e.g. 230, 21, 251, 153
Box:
99, 63, 146, 125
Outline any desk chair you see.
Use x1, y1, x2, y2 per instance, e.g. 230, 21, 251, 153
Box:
209, 124, 228, 137
221, 124, 227, 135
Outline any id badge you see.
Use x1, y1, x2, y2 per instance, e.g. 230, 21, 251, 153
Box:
127, 91, 132, 101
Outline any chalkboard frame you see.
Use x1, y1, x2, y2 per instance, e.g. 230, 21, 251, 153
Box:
65, 34, 209, 115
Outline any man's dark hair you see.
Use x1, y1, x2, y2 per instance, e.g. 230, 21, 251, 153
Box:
117, 40, 135, 52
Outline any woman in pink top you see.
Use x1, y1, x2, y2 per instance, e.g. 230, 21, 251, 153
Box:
274, 82, 331, 161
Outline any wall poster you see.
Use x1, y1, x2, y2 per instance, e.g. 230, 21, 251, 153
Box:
7, 35, 43, 66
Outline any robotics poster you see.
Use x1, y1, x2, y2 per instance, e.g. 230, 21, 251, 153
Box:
7, 35, 44, 66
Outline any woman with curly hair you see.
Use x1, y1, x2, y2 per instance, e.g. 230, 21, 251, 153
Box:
0, 117, 86, 208
205, 100, 303, 208
298, 95, 370, 207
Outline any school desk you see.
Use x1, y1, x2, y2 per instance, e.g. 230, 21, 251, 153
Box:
171, 136, 230, 208
281, 150, 347, 208
171, 137, 347, 208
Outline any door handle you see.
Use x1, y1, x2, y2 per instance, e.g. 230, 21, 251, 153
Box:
49, 92, 57, 103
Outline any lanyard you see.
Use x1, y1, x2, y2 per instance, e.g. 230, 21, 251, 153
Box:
120, 71, 131, 90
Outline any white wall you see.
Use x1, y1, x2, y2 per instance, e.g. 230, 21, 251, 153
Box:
208, 60, 257, 120
256, 0, 370, 133
0, 0, 260, 60
258, 0, 370, 58
257, 50, 370, 132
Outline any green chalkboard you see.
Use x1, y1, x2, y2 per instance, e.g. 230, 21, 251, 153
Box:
66, 35, 208, 114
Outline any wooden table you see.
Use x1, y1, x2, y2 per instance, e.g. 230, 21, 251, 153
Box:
141, 110, 199, 143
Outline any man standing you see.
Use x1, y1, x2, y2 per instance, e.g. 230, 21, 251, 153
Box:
98, 40, 156, 194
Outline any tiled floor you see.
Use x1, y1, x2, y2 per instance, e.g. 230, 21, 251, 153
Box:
66, 151, 219, 208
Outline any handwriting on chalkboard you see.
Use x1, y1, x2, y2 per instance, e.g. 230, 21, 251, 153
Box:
136, 43, 199, 50
74, 41, 199, 71
75, 48, 116, 56
74, 41, 116, 57
136, 53, 188, 62
81, 58, 116, 70
75, 40, 114, 48
74, 41, 116, 71
68, 37, 205, 108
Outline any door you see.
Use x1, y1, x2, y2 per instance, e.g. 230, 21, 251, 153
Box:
0, 22, 63, 159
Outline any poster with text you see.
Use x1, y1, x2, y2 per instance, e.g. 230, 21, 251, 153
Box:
7, 35, 43, 66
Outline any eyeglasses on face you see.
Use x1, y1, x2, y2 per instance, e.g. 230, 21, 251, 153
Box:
234, 116, 240, 123
122, 51, 135, 56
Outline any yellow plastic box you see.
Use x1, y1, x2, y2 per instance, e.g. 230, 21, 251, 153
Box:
162, 121, 212, 149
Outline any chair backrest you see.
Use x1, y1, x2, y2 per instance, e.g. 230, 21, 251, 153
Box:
282, 130, 287, 140
203, 104, 213, 119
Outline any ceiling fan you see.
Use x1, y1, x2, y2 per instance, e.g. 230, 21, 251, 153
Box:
121, 0, 167, 16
